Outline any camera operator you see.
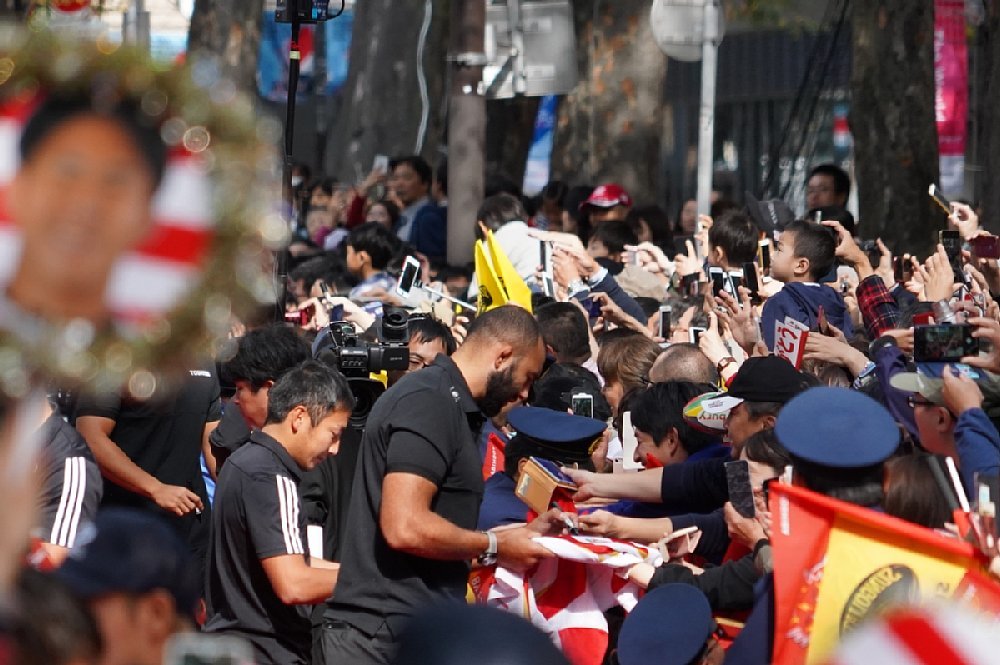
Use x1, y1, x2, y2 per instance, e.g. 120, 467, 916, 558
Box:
203, 361, 354, 665
212, 324, 312, 470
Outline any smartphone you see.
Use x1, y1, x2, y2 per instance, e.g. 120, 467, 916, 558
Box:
970, 235, 1000, 260
725, 459, 756, 518
284, 303, 314, 326
582, 297, 602, 320
396, 256, 422, 297
658, 305, 672, 339
624, 248, 641, 267
688, 326, 706, 345
164, 634, 254, 665
727, 271, 743, 299
709, 267, 726, 298
373, 154, 389, 173
975, 474, 999, 538
929, 184, 952, 216
329, 304, 344, 322
893, 256, 907, 283
758, 240, 771, 272
571, 393, 594, 418
742, 262, 760, 300
681, 273, 701, 299
539, 240, 553, 274
940, 230, 964, 275
913, 324, 979, 362
762, 477, 777, 508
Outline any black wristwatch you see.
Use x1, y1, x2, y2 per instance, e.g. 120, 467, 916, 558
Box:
477, 531, 498, 566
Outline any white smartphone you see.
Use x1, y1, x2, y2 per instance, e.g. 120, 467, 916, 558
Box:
657, 305, 672, 339
373, 154, 389, 173
395, 256, 422, 298
571, 393, 594, 418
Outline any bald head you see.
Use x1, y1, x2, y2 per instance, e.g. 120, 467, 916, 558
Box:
465, 305, 542, 352
649, 343, 719, 385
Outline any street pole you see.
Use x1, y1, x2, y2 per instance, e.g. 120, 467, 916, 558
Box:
124, 0, 151, 52
695, 0, 720, 217
446, 0, 486, 267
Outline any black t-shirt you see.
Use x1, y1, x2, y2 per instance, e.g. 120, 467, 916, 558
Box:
203, 430, 312, 664
73, 367, 221, 562
324, 355, 486, 634
35, 413, 103, 548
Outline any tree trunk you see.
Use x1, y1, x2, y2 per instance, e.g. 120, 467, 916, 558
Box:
977, 5, 1000, 232
551, 0, 668, 205
187, 0, 265, 96
486, 96, 540, 187
322, 0, 450, 184
849, 1, 939, 253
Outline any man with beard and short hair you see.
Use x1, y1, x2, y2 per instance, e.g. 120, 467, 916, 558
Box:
317, 306, 566, 665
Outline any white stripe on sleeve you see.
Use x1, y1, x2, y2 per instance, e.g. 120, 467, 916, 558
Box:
276, 475, 295, 554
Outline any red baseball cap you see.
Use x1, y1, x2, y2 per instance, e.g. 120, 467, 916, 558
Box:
581, 184, 632, 210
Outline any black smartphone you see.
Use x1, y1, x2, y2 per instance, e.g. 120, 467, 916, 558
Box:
539, 240, 552, 274
893, 256, 907, 283
329, 304, 344, 322
725, 460, 755, 518
689, 327, 705, 345
742, 262, 760, 300
709, 267, 726, 298
758, 241, 771, 272
913, 324, 979, 362
658, 305, 672, 339
940, 230, 963, 276
727, 272, 743, 300
396, 256, 421, 297
681, 273, 701, 298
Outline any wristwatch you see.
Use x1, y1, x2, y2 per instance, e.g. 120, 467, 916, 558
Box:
477, 530, 498, 566
567, 279, 589, 297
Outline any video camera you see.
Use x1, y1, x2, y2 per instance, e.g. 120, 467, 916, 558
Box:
314, 308, 411, 427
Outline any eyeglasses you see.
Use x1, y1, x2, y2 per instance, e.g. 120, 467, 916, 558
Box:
907, 395, 937, 409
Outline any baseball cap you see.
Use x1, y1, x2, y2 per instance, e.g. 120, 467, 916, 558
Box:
745, 191, 795, 235
776, 387, 899, 468
889, 363, 997, 406
54, 508, 200, 619
695, 356, 816, 417
617, 584, 716, 665
581, 184, 632, 210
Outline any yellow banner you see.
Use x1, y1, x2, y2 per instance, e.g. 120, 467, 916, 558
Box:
485, 230, 533, 312
806, 515, 971, 664
475, 240, 507, 314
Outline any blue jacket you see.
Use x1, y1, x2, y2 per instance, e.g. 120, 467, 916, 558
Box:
477, 472, 529, 530
761, 282, 853, 349
409, 204, 447, 261
571, 272, 647, 324
954, 407, 1000, 497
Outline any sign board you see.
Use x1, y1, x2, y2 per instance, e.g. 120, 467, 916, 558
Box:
484, 1, 578, 99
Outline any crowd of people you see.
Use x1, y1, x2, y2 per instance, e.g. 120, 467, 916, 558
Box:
7, 72, 1000, 665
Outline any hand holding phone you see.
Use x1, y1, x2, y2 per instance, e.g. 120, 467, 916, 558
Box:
657, 305, 672, 340
571, 393, 594, 418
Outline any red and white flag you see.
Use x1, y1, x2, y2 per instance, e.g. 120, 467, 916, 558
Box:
484, 534, 661, 665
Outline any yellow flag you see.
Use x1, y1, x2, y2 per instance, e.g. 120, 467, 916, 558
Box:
485, 230, 533, 312
475, 239, 507, 314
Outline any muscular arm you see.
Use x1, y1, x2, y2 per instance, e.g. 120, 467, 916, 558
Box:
261, 554, 339, 605
76, 416, 202, 516
380, 472, 490, 560
76, 416, 159, 498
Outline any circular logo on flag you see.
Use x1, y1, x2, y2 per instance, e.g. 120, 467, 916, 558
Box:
839, 564, 919, 635
0, 29, 276, 397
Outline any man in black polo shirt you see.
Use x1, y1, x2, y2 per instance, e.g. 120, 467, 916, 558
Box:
319, 306, 566, 665
75, 366, 221, 573
204, 360, 354, 665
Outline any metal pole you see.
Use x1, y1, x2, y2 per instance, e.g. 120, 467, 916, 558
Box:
135, 0, 151, 51
695, 0, 720, 217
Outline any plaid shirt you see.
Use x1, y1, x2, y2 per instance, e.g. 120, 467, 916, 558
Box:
856, 274, 900, 339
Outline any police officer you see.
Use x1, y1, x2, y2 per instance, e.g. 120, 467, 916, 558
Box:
615, 584, 723, 665
478, 406, 606, 530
